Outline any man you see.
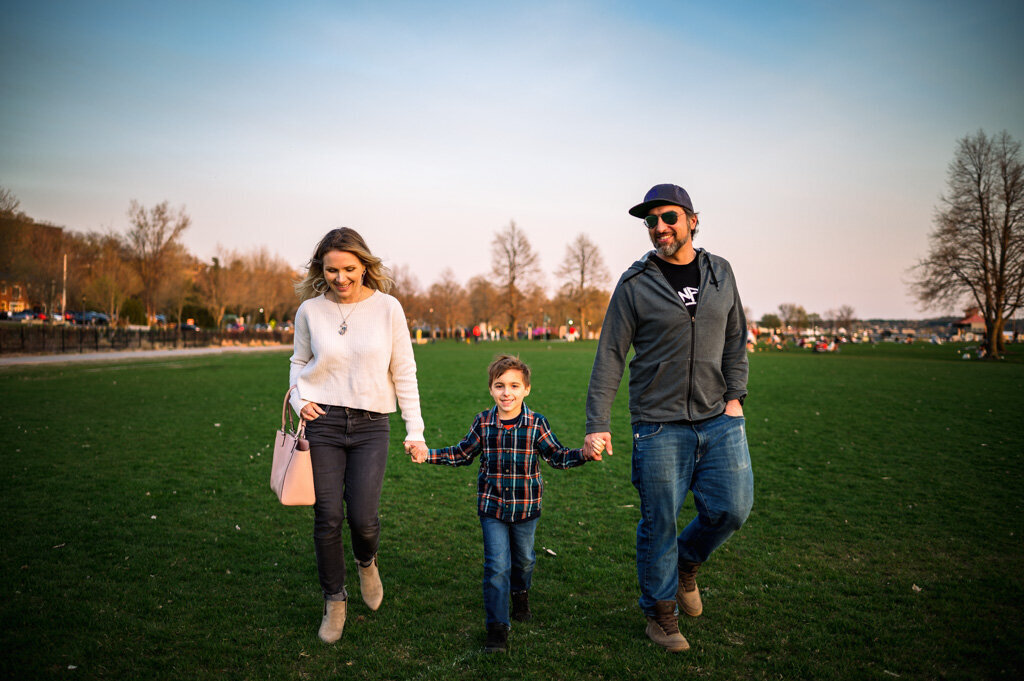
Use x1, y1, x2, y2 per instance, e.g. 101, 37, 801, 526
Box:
584, 183, 753, 653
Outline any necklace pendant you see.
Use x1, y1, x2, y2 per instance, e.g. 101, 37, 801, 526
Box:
339, 321, 348, 336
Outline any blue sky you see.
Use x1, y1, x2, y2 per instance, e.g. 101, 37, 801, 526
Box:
3, 0, 1022, 319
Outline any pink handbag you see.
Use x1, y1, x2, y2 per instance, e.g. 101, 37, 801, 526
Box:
270, 387, 315, 506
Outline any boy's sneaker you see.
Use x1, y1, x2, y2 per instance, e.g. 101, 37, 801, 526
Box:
485, 623, 509, 653
511, 590, 532, 622
676, 561, 703, 617
644, 600, 689, 653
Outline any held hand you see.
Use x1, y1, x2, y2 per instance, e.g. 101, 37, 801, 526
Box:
300, 402, 326, 421
724, 399, 744, 418
584, 432, 612, 461
405, 440, 428, 463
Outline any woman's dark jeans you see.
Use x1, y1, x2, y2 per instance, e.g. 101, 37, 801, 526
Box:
304, 405, 390, 601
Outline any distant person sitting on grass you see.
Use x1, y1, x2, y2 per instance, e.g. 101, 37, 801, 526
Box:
406, 354, 603, 653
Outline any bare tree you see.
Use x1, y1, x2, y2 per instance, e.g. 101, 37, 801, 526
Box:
466, 275, 498, 331
240, 247, 295, 324
517, 283, 550, 331
426, 268, 468, 338
157, 243, 199, 329
124, 201, 191, 322
555, 233, 610, 336
220, 255, 252, 325
80, 232, 140, 321
391, 263, 425, 329
823, 309, 837, 332
836, 305, 856, 333
491, 221, 540, 337
197, 248, 252, 329
197, 251, 229, 329
911, 130, 1024, 358
0, 186, 22, 216
777, 303, 807, 332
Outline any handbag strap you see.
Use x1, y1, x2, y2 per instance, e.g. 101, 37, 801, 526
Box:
283, 386, 298, 431
282, 386, 307, 439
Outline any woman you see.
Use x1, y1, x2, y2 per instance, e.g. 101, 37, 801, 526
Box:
289, 227, 426, 644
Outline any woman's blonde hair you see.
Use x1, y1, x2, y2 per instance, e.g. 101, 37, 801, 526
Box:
295, 227, 394, 301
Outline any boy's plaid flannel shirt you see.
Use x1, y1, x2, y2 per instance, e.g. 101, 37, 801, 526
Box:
426, 404, 587, 522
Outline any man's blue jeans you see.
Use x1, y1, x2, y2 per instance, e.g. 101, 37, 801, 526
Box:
480, 516, 538, 627
631, 413, 754, 615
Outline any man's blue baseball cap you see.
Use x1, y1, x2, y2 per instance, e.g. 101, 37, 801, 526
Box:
628, 184, 694, 218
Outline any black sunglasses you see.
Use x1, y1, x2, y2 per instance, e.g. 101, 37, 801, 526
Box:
643, 211, 681, 229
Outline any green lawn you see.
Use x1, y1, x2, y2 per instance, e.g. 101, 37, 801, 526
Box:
1, 341, 1022, 680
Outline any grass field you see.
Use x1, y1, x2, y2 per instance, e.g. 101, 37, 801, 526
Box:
1, 341, 1022, 680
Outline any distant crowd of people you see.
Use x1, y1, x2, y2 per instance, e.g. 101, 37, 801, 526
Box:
746, 330, 843, 353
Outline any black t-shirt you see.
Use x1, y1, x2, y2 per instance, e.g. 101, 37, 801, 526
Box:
652, 255, 700, 315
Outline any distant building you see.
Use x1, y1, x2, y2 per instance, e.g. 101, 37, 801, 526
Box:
0, 215, 66, 313
953, 307, 986, 339
0, 272, 27, 313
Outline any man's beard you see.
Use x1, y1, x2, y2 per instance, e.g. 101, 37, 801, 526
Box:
651, 229, 688, 258
657, 240, 682, 258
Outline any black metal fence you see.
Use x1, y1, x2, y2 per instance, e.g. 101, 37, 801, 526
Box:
0, 325, 294, 355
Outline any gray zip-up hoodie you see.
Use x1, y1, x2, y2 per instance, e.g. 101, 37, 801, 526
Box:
585, 248, 748, 431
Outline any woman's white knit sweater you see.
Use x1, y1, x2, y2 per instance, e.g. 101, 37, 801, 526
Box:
288, 291, 424, 441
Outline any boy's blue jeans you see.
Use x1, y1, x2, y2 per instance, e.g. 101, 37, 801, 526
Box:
631, 413, 754, 615
480, 516, 538, 627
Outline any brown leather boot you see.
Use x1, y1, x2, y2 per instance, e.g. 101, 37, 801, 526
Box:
676, 560, 703, 617
644, 600, 689, 652
318, 599, 346, 643
358, 556, 383, 611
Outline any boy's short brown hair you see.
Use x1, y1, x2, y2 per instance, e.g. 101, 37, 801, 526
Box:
487, 354, 531, 387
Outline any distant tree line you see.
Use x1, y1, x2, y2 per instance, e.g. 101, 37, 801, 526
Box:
757, 303, 857, 334
1, 192, 613, 335
1, 197, 296, 327
391, 223, 612, 338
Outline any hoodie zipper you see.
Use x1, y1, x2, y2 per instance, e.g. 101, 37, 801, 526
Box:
686, 253, 708, 422
687, 311, 696, 421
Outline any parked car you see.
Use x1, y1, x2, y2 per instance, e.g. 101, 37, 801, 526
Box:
82, 311, 110, 325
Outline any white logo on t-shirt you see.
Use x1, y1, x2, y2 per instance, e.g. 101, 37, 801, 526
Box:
679, 286, 699, 308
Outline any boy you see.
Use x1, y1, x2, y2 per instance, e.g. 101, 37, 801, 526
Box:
408, 355, 603, 653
